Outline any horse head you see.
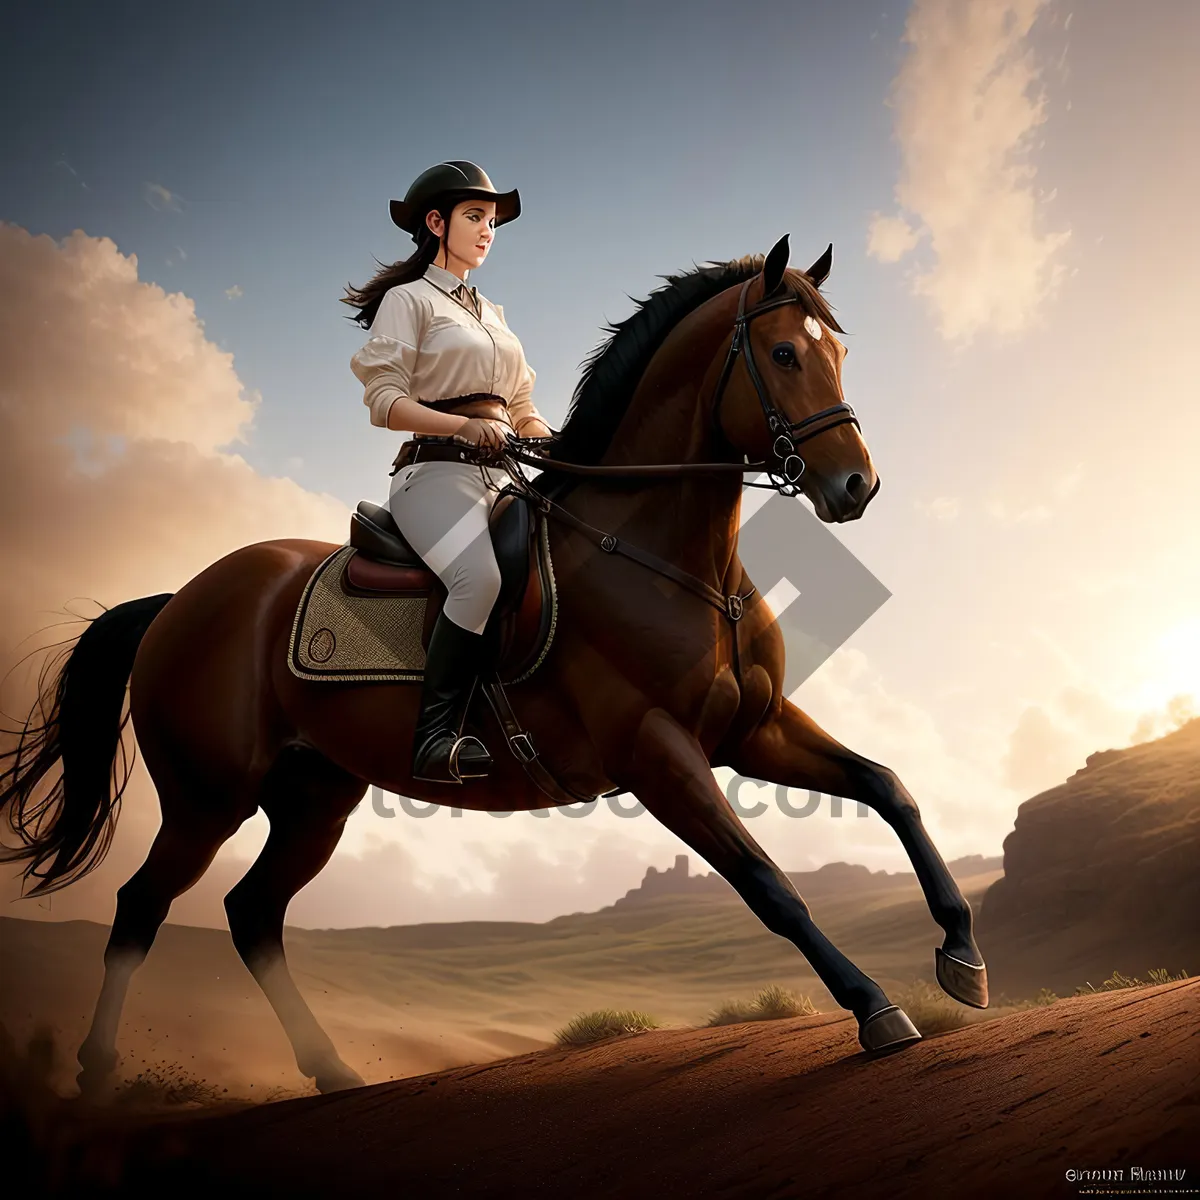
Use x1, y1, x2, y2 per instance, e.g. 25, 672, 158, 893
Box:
715, 234, 879, 523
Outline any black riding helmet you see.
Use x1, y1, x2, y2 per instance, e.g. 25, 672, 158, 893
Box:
389, 161, 521, 241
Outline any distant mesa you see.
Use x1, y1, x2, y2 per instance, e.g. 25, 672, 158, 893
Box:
612, 852, 1003, 908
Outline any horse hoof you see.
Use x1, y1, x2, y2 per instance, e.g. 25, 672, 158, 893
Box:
76, 1066, 115, 1100
314, 1065, 365, 1094
936, 947, 989, 1009
76, 1045, 119, 1098
858, 1005, 922, 1054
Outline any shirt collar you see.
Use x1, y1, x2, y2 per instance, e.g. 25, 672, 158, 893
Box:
423, 262, 475, 298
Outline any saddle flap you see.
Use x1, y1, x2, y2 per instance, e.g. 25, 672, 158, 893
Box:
488, 486, 534, 614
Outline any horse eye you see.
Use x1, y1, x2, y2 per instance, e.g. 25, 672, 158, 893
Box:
772, 343, 797, 368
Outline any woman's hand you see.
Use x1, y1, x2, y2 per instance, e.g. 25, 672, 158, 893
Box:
453, 417, 510, 450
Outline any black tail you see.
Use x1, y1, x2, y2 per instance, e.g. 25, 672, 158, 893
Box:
0, 594, 174, 896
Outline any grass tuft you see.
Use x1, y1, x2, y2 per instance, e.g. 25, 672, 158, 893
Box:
1073, 967, 1189, 995
706, 985, 818, 1028
554, 1009, 661, 1047
894, 967, 1191, 1036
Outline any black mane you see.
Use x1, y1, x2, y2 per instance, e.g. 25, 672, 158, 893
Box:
542, 255, 844, 483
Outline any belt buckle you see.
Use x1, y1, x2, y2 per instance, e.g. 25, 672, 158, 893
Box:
726, 594, 744, 621
509, 732, 538, 763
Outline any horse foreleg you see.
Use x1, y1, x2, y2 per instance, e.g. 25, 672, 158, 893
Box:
224, 755, 366, 1094
728, 697, 988, 1008
624, 706, 921, 1053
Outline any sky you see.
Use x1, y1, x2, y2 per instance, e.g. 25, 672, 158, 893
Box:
2, 0, 1199, 929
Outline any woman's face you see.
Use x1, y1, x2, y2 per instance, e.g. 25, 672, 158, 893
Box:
428, 198, 497, 272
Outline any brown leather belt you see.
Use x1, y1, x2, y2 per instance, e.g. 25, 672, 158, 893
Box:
390, 440, 478, 472
389, 394, 514, 475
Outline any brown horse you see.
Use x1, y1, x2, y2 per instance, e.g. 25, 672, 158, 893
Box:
0, 235, 987, 1095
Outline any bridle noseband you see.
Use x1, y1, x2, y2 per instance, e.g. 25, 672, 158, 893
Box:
709, 279, 861, 498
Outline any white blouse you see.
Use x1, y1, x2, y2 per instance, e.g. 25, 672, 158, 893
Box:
350, 262, 543, 434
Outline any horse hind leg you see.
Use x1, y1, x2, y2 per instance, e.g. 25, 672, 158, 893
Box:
76, 793, 252, 1096
223, 746, 367, 1094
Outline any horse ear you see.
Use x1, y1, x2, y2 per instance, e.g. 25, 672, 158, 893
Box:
805, 243, 833, 289
761, 234, 790, 297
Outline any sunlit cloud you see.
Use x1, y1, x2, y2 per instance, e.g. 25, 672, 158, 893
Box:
1055, 462, 1084, 497
869, 0, 1070, 341
1001, 684, 1132, 793
1130, 694, 1196, 745
866, 213, 920, 263
915, 496, 960, 522
224, 283, 244, 299
986, 498, 1051, 525
0, 221, 353, 922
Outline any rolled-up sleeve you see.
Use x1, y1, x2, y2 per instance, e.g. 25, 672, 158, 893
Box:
507, 360, 540, 433
350, 287, 427, 428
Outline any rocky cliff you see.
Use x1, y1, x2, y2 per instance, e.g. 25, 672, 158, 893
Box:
979, 717, 1200, 994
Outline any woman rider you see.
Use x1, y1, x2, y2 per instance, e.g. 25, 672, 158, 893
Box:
343, 161, 553, 785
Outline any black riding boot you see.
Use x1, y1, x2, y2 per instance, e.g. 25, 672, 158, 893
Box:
411, 611, 494, 784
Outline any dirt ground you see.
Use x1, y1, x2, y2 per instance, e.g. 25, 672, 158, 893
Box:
7, 979, 1197, 1199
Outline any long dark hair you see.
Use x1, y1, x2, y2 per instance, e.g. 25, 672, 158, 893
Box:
342, 190, 474, 328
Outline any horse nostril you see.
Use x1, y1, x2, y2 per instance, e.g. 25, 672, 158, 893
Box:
845, 472, 866, 502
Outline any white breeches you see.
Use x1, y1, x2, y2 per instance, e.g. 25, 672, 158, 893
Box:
387, 460, 509, 635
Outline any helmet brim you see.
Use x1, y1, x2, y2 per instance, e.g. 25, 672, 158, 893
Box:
389, 188, 521, 237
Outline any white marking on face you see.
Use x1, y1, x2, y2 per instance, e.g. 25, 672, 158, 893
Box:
804, 315, 823, 341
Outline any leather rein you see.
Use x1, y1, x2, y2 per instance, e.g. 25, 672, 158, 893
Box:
447, 280, 862, 628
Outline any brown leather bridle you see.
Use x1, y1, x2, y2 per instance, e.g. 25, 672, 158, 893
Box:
708, 279, 861, 498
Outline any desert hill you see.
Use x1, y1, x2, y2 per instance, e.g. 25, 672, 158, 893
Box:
0, 859, 1002, 1098
17, 979, 1198, 1199
979, 717, 1200, 995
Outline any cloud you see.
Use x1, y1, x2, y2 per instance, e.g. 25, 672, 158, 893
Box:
866, 213, 920, 263
985, 498, 1051, 525
1001, 684, 1155, 794
1130, 694, 1196, 745
143, 181, 184, 212
0, 223, 349, 916
224, 284, 243, 300
1056, 462, 1084, 498
915, 496, 960, 522
870, 0, 1070, 341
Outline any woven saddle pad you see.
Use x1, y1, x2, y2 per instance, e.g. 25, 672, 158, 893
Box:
288, 545, 431, 683
287, 521, 559, 686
